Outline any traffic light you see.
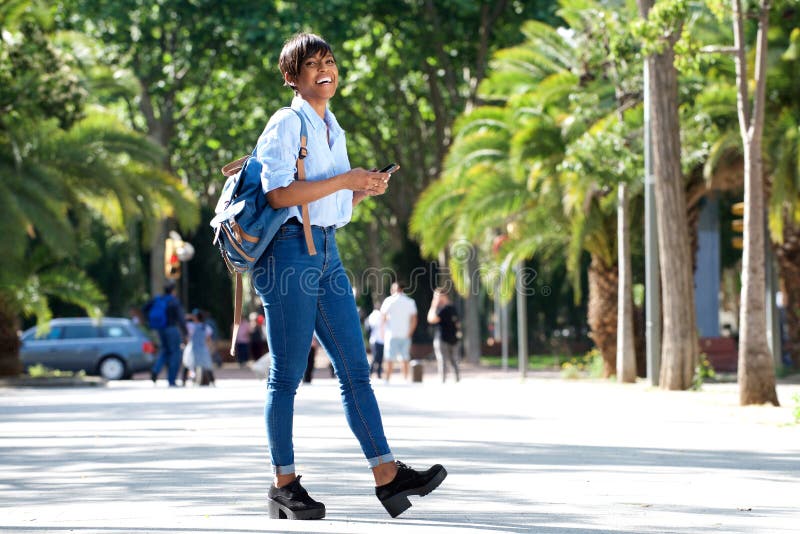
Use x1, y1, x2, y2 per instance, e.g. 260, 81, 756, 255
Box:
731, 201, 744, 250
164, 237, 181, 280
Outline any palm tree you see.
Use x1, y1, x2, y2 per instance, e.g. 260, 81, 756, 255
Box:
0, 111, 198, 376
413, 5, 644, 377
0, 9, 198, 376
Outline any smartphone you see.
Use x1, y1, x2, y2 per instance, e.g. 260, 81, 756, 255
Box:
379, 163, 399, 174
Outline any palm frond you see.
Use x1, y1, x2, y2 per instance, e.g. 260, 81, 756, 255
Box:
703, 130, 742, 182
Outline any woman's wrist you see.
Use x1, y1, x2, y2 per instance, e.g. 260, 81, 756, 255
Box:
353, 190, 367, 206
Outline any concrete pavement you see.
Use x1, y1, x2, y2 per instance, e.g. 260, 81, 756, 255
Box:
1, 367, 799, 533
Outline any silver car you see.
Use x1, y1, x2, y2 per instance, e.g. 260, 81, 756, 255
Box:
20, 317, 156, 380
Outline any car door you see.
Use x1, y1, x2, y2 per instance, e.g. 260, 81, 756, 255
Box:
58, 324, 101, 372
98, 322, 135, 360
20, 326, 65, 370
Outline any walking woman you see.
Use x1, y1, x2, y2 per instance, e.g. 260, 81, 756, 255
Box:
251, 32, 446, 520
427, 288, 461, 383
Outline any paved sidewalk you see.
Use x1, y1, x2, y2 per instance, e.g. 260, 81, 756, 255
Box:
1, 370, 798, 533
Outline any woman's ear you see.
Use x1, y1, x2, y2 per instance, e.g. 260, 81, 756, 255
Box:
284, 72, 296, 87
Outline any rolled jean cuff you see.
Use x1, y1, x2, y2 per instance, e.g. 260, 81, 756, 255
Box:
367, 452, 395, 469
273, 463, 295, 475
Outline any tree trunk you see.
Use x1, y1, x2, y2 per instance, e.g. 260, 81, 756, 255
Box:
617, 184, 637, 382
606, 39, 636, 383
732, 0, 779, 406
139, 82, 174, 301
775, 225, 800, 368
638, 1, 699, 389
588, 257, 618, 377
737, 145, 778, 404
0, 295, 23, 377
150, 220, 168, 299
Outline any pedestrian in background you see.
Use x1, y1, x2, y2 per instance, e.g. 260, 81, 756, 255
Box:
365, 304, 385, 379
203, 312, 224, 368
427, 288, 461, 383
234, 314, 252, 368
250, 312, 268, 361
181, 313, 195, 385
186, 309, 215, 386
251, 32, 446, 521
380, 281, 417, 382
143, 281, 186, 387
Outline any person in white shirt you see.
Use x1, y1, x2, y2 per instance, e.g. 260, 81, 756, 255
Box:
380, 282, 418, 381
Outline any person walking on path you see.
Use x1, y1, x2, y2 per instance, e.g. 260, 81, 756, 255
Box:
233, 315, 252, 368
427, 288, 461, 383
251, 33, 446, 521
185, 309, 215, 386
143, 281, 186, 387
365, 304, 385, 379
181, 313, 195, 385
380, 282, 418, 382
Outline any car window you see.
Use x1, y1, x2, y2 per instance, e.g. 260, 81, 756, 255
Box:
100, 325, 130, 338
29, 326, 63, 340
47, 326, 64, 340
61, 324, 99, 340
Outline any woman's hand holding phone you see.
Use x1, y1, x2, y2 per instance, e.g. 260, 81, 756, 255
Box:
379, 163, 399, 174
365, 163, 399, 196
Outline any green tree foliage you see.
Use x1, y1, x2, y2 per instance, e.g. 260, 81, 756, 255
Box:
0, 4, 197, 375
298, 1, 562, 291
412, 3, 645, 370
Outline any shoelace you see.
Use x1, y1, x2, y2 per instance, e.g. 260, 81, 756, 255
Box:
395, 461, 412, 472
284, 476, 310, 499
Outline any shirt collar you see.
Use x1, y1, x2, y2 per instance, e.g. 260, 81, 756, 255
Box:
291, 97, 345, 139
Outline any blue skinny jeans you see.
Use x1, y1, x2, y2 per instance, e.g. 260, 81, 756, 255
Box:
252, 221, 394, 474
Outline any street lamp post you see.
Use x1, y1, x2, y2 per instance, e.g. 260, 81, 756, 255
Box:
644, 61, 661, 386
516, 261, 528, 380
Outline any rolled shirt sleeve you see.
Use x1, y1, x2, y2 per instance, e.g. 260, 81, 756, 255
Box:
253, 99, 353, 228
255, 109, 301, 194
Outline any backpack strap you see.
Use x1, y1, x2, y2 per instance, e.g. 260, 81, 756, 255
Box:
229, 272, 245, 357
221, 155, 248, 178
227, 108, 316, 357
291, 109, 317, 257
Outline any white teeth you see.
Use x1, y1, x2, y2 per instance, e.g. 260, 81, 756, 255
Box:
317, 77, 332, 84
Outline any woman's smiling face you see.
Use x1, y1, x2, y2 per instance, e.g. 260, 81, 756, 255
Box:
287, 51, 338, 102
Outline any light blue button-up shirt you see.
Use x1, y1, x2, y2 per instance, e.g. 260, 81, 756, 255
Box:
255, 97, 353, 228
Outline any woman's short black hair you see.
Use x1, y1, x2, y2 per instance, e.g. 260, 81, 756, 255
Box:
279, 33, 334, 88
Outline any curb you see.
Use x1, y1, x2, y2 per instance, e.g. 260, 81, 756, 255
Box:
0, 376, 107, 388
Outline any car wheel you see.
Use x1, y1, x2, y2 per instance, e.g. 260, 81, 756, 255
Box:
99, 356, 126, 380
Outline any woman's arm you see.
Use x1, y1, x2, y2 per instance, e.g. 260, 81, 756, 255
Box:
267, 168, 388, 208
427, 295, 441, 324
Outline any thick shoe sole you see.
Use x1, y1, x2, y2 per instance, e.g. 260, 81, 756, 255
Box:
380, 466, 448, 518
267, 498, 325, 520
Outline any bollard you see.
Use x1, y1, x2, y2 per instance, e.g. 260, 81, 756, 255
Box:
410, 359, 424, 382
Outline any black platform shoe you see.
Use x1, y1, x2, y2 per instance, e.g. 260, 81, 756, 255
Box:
267, 476, 326, 520
375, 461, 447, 518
